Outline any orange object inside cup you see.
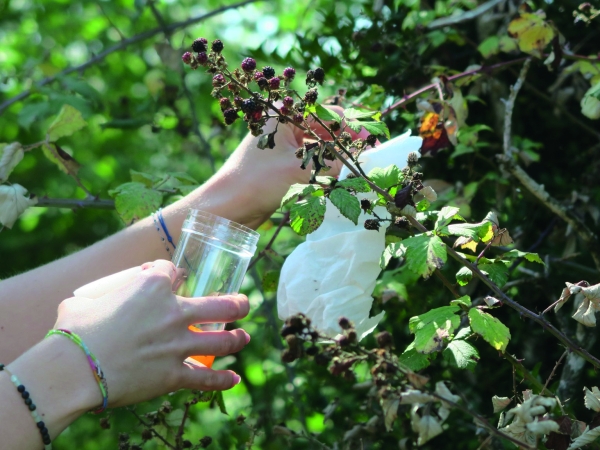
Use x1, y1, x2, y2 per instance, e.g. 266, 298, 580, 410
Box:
188, 326, 216, 368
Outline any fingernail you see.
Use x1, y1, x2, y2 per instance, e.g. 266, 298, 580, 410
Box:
232, 373, 241, 385
243, 331, 251, 344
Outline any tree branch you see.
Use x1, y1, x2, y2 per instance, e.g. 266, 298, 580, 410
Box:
0, 0, 262, 115
34, 197, 115, 209
502, 59, 531, 159
426, 0, 505, 30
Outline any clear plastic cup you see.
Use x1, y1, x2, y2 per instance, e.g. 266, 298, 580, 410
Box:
171, 209, 259, 367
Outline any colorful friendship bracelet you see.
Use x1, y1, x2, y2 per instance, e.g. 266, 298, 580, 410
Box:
0, 363, 52, 449
157, 208, 176, 250
44, 329, 108, 414
151, 211, 174, 257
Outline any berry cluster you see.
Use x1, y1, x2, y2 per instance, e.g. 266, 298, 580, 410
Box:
182, 37, 327, 137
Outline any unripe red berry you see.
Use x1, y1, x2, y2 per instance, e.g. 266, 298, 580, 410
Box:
293, 113, 303, 124
212, 74, 226, 87
251, 109, 263, 121
219, 97, 232, 110
269, 77, 281, 89
257, 77, 268, 90
280, 106, 291, 116
192, 38, 207, 53
241, 57, 256, 72
196, 52, 208, 65
283, 67, 296, 80
254, 71, 264, 80
211, 39, 224, 53
181, 52, 193, 64
233, 96, 244, 107
283, 96, 294, 107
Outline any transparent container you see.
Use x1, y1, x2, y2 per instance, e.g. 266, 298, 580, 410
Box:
171, 209, 259, 367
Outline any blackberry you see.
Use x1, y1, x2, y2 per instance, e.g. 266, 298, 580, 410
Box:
183, 441, 192, 449
241, 57, 256, 72
330, 121, 340, 132
262, 66, 275, 79
212, 74, 225, 87
211, 39, 224, 53
254, 71, 264, 80
305, 69, 315, 85
241, 99, 257, 113
181, 52, 192, 64
338, 317, 351, 329
196, 52, 208, 65
199, 437, 213, 448
283, 67, 296, 80
293, 113, 303, 124
304, 88, 318, 104
191, 37, 207, 53
257, 77, 269, 90
223, 108, 238, 125
360, 199, 371, 211
366, 134, 377, 146
219, 97, 231, 110
375, 331, 393, 348
283, 96, 294, 107
280, 106, 291, 116
269, 77, 281, 89
313, 67, 325, 84
364, 219, 380, 231
306, 345, 319, 356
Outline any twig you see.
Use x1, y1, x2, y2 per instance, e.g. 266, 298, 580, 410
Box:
288, 432, 332, 450
175, 402, 191, 448
502, 59, 531, 159
503, 353, 546, 394
0, 0, 262, 115
427, 0, 506, 30
542, 350, 567, 395
34, 197, 115, 209
129, 408, 176, 449
248, 211, 289, 270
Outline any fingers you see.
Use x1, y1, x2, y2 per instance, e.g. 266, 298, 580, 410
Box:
139, 259, 177, 285
179, 364, 241, 391
178, 294, 249, 324
181, 328, 250, 357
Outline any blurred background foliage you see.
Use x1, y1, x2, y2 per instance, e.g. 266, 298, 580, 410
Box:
2, 0, 600, 448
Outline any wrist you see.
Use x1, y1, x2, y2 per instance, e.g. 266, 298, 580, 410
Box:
7, 334, 103, 438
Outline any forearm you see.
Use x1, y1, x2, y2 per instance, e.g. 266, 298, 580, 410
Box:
0, 336, 99, 450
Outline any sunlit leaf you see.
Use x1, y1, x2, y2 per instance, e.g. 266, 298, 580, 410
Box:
46, 104, 87, 142
468, 308, 511, 352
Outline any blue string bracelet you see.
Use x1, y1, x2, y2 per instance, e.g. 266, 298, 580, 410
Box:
157, 208, 176, 250
151, 211, 173, 258
0, 363, 52, 449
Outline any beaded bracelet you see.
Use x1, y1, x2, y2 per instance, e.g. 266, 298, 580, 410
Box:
0, 363, 52, 449
45, 329, 108, 414
152, 210, 174, 258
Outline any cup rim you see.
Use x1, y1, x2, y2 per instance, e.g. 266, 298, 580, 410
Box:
186, 209, 259, 240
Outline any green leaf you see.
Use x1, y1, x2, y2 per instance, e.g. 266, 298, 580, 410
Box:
468, 308, 511, 352
409, 305, 461, 354
262, 270, 280, 293
434, 206, 463, 230
315, 104, 341, 122
164, 409, 185, 427
443, 339, 479, 371
315, 176, 336, 186
502, 249, 544, 264
196, 391, 215, 402
108, 182, 163, 224
403, 233, 447, 278
0, 142, 24, 183
380, 241, 405, 269
479, 261, 509, 287
367, 164, 402, 190
442, 221, 493, 242
337, 177, 371, 193
361, 121, 390, 139
168, 172, 199, 185
346, 121, 363, 134
450, 295, 472, 308
303, 104, 317, 119
416, 199, 430, 212
289, 195, 326, 236
399, 348, 431, 371
329, 188, 361, 225
213, 390, 228, 415
130, 170, 160, 187
343, 108, 378, 120
456, 266, 473, 286
46, 104, 87, 142
281, 184, 319, 208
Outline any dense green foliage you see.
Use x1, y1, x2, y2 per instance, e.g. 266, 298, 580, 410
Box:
2, 0, 600, 448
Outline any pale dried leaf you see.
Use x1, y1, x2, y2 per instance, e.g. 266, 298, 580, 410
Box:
0, 142, 24, 183
382, 397, 400, 431
420, 186, 437, 202
406, 371, 430, 389
572, 297, 596, 327
526, 418, 560, 435
411, 407, 443, 446
492, 396, 512, 413
435, 381, 460, 408
567, 426, 600, 450
0, 184, 38, 229
401, 205, 417, 218
485, 296, 502, 307
400, 390, 434, 405
554, 284, 575, 313
584, 386, 600, 412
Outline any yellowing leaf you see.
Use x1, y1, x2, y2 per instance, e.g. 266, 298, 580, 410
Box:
42, 143, 81, 175
47, 104, 87, 142
0, 184, 38, 229
507, 13, 555, 58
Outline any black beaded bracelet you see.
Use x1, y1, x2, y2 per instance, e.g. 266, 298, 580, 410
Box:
0, 363, 52, 449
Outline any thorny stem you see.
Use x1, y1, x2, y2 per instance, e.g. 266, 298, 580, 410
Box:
175, 402, 191, 448
542, 350, 568, 396
129, 408, 176, 449
248, 211, 289, 270
503, 59, 531, 159
35, 197, 115, 209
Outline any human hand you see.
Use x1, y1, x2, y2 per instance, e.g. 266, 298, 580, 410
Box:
52, 259, 249, 408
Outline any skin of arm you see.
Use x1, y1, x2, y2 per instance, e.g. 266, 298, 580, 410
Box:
0, 260, 249, 450
0, 107, 368, 362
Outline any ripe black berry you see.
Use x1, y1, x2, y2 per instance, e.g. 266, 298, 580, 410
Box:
364, 219, 380, 231
241, 99, 257, 113
338, 317, 351, 329
366, 134, 377, 146
199, 436, 213, 448
283, 67, 296, 80
223, 108, 238, 125
269, 77, 281, 89
313, 67, 325, 84
360, 199, 371, 211
196, 52, 208, 65
304, 88, 318, 104
212, 74, 225, 87
241, 57, 256, 72
306, 345, 319, 356
211, 39, 224, 53
257, 77, 269, 90
262, 66, 275, 79
192, 38, 207, 53
181, 52, 192, 64
376, 331, 393, 348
